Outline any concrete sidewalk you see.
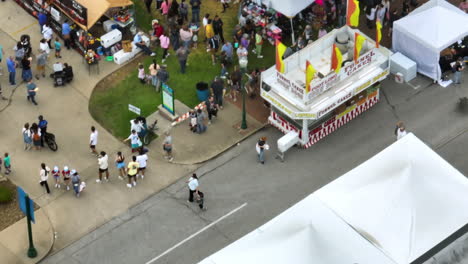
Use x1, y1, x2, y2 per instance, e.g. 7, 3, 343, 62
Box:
0, 1, 264, 263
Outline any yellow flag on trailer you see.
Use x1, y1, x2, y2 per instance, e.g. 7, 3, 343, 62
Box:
354, 32, 366, 63
275, 40, 287, 73
306, 60, 316, 93
376, 20, 382, 48
331, 44, 343, 74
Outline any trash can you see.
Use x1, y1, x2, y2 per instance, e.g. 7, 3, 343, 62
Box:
196, 82, 209, 102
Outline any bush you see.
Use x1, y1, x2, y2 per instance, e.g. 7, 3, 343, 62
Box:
0, 186, 14, 203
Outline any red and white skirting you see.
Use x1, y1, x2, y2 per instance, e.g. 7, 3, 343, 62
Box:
269, 93, 379, 149
171, 102, 206, 126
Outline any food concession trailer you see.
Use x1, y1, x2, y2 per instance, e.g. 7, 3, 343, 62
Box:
261, 26, 392, 148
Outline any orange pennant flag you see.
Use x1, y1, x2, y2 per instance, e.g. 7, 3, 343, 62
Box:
347, 0, 360, 27
306, 60, 316, 93
275, 40, 287, 73
331, 44, 343, 74
376, 20, 382, 48
354, 32, 366, 63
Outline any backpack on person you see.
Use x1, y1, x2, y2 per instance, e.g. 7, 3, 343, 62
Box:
33, 133, 40, 141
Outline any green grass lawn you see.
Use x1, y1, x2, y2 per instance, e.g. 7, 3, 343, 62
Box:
89, 0, 275, 139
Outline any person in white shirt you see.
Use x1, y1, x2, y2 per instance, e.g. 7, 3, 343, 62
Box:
123, 130, 142, 153
396, 125, 408, 140
42, 23, 53, 49
39, 38, 50, 55
136, 150, 148, 179
89, 126, 98, 155
130, 119, 144, 137
97, 151, 109, 183
39, 163, 51, 194
22, 123, 32, 150
186, 173, 206, 210
376, 4, 386, 24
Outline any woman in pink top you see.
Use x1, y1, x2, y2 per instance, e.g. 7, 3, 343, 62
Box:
460, 0, 468, 13
179, 25, 193, 49
161, 0, 171, 16
160, 32, 170, 62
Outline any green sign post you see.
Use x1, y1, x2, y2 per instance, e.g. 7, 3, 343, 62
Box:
162, 83, 175, 115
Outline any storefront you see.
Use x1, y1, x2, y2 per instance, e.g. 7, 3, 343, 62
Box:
15, 0, 135, 57
261, 26, 392, 148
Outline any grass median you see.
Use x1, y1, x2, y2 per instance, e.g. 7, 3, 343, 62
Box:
89, 0, 275, 139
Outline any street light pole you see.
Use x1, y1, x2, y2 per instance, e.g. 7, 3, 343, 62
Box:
240, 59, 248, 130
25, 195, 37, 258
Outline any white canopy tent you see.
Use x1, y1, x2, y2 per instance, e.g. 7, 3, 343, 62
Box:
392, 0, 468, 81
199, 133, 468, 264
261, 0, 314, 17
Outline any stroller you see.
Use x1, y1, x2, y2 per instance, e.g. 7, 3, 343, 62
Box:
51, 63, 73, 87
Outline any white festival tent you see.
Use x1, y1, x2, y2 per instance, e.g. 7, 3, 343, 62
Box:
199, 133, 468, 264
392, 0, 468, 81
259, 0, 315, 43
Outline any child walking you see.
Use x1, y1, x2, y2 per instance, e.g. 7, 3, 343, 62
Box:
52, 166, 61, 188
4, 153, 11, 175
54, 38, 62, 58
62, 166, 71, 191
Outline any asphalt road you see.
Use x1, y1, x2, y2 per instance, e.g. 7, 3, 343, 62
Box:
41, 74, 468, 264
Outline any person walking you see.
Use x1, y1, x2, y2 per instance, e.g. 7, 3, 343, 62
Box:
186, 173, 206, 210
395, 121, 408, 140
115, 152, 126, 180
176, 46, 190, 74
221, 0, 229, 13
126, 156, 139, 188
160, 0, 171, 18
179, 0, 189, 22
52, 166, 61, 188
155, 65, 169, 92
123, 130, 142, 153
453, 58, 464, 85
62, 166, 71, 191
208, 35, 220, 65
39, 163, 51, 194
22, 123, 32, 150
70, 169, 81, 197
213, 15, 224, 43
97, 151, 110, 183
38, 115, 48, 147
136, 149, 148, 179
26, 79, 38, 105
179, 25, 193, 49
35, 50, 48, 80
21, 57, 33, 82
89, 126, 98, 156
254, 30, 264, 58
3, 153, 11, 175
163, 131, 174, 161
31, 123, 41, 150
211, 77, 225, 109
6, 56, 16, 86
256, 136, 269, 164
196, 108, 207, 133
205, 96, 219, 125
54, 38, 62, 59
190, 0, 201, 23
366, 5, 377, 29
62, 20, 72, 49
42, 23, 53, 49
160, 33, 170, 63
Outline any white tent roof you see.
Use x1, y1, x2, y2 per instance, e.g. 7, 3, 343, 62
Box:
393, 1, 468, 52
261, 0, 315, 17
315, 133, 468, 264
199, 133, 468, 264
199, 195, 396, 264
392, 0, 468, 80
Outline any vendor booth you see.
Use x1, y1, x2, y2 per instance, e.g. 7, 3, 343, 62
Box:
392, 0, 468, 81
15, 0, 135, 57
199, 133, 468, 264
261, 26, 392, 148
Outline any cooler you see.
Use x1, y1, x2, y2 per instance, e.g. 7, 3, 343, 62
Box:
103, 20, 118, 32
113, 50, 133, 65
101, 29, 122, 48
390, 52, 417, 82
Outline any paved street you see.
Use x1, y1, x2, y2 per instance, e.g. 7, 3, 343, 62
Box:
41, 74, 468, 264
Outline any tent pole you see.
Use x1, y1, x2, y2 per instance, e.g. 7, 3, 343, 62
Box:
290, 17, 296, 45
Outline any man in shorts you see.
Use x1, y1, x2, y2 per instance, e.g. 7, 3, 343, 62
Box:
127, 156, 139, 188
136, 149, 148, 179
35, 50, 47, 80
97, 151, 109, 183
89, 126, 98, 155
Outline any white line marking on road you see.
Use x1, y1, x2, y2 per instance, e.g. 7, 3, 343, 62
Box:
145, 202, 248, 264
